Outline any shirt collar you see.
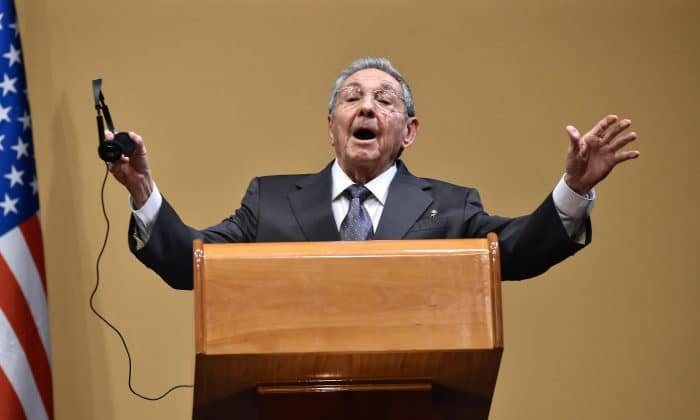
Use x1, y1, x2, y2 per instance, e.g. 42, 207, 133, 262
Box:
331, 159, 397, 205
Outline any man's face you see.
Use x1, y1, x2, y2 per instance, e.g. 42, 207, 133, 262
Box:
328, 69, 419, 181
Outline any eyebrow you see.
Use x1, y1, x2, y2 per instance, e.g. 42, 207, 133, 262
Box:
342, 82, 399, 92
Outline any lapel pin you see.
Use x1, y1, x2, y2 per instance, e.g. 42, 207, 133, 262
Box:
430, 209, 438, 220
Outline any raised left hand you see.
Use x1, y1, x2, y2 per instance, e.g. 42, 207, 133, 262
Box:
564, 115, 640, 195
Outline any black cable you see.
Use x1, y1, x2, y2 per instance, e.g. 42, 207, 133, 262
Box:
91, 164, 193, 400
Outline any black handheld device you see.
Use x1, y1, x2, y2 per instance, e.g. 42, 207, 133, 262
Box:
92, 79, 136, 162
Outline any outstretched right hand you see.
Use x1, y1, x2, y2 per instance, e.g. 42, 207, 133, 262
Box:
105, 131, 154, 209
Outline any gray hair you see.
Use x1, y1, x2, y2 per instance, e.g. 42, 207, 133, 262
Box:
328, 57, 416, 118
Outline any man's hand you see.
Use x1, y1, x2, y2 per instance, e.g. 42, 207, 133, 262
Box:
564, 115, 640, 195
105, 131, 154, 209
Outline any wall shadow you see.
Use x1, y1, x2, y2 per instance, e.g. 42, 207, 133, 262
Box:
45, 94, 115, 420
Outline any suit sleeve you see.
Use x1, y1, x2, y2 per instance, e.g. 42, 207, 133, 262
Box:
128, 178, 260, 290
463, 189, 591, 280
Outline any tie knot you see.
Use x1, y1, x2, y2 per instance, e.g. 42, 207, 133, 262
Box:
346, 184, 372, 202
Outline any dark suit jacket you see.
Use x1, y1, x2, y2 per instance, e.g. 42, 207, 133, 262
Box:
130, 161, 590, 290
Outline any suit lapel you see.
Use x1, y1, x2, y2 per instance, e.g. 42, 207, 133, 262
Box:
374, 162, 433, 240
289, 163, 340, 241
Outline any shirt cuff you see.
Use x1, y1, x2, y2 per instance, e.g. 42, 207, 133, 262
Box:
552, 175, 595, 220
552, 175, 595, 243
129, 183, 162, 245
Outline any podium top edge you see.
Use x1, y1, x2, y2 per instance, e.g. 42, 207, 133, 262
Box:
196, 238, 494, 259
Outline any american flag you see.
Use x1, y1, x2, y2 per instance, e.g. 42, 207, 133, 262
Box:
0, 1, 53, 420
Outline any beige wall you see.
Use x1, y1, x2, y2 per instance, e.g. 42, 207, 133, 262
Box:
14, 0, 699, 418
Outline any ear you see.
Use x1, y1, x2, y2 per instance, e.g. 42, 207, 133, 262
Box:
327, 114, 335, 146
401, 117, 420, 149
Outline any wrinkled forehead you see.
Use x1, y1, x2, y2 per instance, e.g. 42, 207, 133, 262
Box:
341, 68, 402, 92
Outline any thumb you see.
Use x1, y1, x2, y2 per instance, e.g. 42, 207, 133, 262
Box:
565, 125, 580, 150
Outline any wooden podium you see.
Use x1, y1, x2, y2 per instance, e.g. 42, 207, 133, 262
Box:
192, 234, 503, 420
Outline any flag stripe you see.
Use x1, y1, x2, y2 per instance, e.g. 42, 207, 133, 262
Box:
0, 310, 48, 420
0, 254, 52, 416
0, 227, 50, 356
0, 367, 28, 420
18, 215, 46, 291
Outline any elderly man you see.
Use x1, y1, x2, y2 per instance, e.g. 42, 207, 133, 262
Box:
107, 57, 639, 290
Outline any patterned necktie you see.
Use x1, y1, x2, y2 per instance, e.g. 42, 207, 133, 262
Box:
340, 184, 374, 240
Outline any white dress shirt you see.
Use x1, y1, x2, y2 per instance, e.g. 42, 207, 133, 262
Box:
331, 160, 396, 231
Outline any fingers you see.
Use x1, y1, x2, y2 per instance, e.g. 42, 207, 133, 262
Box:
104, 130, 150, 190
109, 156, 133, 182
614, 150, 641, 164
128, 131, 144, 146
107, 155, 128, 174
590, 114, 619, 138
611, 128, 640, 164
609, 130, 637, 151
128, 132, 149, 160
602, 118, 631, 143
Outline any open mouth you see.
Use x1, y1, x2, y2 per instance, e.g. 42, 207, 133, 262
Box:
353, 128, 377, 140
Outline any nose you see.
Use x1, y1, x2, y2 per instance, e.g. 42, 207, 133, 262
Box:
358, 94, 376, 116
